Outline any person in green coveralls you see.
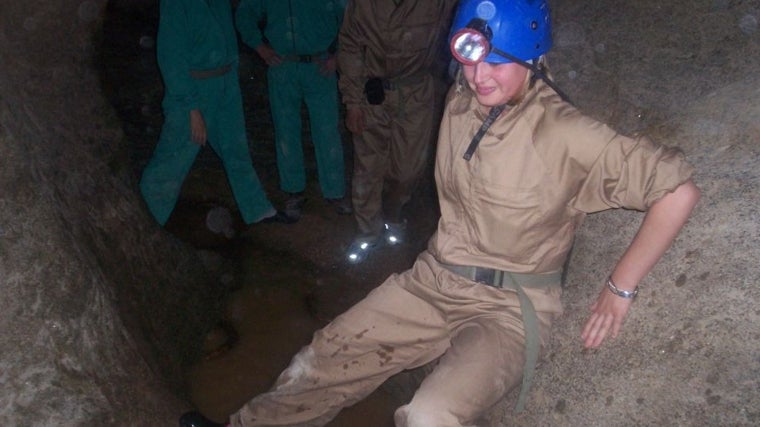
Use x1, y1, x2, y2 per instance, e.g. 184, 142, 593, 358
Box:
235, 0, 351, 221
140, 0, 294, 229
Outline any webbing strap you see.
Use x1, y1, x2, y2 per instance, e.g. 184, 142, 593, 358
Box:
440, 263, 561, 412
514, 285, 538, 412
462, 104, 507, 161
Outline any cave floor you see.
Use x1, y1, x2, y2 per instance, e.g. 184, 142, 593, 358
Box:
163, 120, 438, 425
165, 154, 438, 426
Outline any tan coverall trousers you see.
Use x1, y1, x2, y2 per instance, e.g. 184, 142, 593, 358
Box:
230, 252, 562, 427
351, 76, 438, 237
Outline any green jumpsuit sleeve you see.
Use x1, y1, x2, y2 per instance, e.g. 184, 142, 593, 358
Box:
156, 0, 199, 111
235, 0, 266, 50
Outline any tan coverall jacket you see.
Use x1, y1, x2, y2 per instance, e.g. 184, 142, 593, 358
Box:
337, 0, 457, 237
231, 79, 694, 427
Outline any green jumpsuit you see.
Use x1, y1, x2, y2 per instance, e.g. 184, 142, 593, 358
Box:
236, 0, 346, 199
140, 0, 275, 226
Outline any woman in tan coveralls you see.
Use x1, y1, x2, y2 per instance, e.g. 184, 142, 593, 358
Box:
182, 0, 701, 426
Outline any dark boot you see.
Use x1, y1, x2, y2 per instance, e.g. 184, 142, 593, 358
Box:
284, 192, 306, 220
326, 197, 353, 215
259, 210, 298, 224
179, 411, 228, 427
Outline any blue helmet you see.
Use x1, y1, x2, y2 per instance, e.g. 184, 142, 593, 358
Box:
449, 0, 553, 64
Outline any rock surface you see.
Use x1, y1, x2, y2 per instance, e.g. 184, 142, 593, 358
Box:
1, 0, 233, 425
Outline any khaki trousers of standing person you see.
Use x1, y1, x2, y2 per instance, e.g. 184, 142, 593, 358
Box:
351, 76, 438, 238
230, 251, 563, 427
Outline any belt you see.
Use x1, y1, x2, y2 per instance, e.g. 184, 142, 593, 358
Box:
189, 63, 232, 79
381, 72, 429, 90
281, 52, 328, 63
441, 263, 561, 412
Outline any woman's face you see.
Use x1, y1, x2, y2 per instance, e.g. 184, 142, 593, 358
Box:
462, 61, 529, 107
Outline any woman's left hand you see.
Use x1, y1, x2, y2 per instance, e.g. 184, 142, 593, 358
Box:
580, 181, 700, 349
581, 288, 633, 348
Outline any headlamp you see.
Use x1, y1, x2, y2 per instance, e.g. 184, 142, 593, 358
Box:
450, 19, 493, 65
450, 29, 489, 65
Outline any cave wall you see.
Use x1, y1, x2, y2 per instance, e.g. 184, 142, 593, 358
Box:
0, 0, 224, 424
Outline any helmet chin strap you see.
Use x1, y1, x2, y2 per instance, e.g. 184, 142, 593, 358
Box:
492, 47, 574, 106
462, 103, 507, 160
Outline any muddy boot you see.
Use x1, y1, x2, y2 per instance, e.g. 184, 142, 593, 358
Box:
259, 210, 298, 224
326, 197, 353, 215
179, 411, 228, 427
